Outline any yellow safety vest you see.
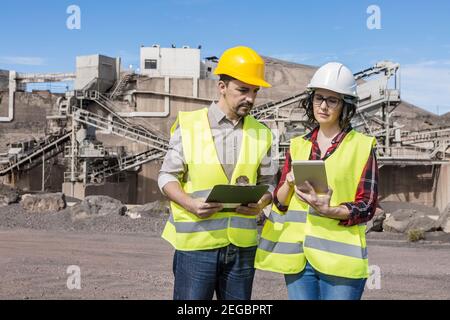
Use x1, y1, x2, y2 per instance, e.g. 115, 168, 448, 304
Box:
162, 108, 272, 251
255, 129, 375, 279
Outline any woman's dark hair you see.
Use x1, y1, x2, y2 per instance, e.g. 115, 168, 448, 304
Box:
301, 90, 357, 130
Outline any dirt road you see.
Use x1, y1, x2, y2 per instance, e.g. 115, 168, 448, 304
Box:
1, 229, 449, 300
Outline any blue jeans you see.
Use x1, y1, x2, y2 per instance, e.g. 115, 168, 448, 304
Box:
173, 244, 257, 300
285, 261, 367, 300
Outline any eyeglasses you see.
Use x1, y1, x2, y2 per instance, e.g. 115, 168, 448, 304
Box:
313, 94, 342, 109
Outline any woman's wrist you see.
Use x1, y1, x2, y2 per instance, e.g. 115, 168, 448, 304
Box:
284, 179, 294, 189
319, 205, 350, 220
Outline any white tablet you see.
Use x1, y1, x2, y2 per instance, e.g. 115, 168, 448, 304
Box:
292, 160, 329, 194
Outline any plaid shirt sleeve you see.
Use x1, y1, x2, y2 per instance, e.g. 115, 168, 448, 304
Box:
273, 150, 292, 212
339, 148, 379, 226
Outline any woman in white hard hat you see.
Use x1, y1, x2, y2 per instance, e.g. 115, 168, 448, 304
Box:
255, 62, 379, 300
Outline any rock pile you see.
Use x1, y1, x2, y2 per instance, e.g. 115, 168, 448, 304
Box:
0, 184, 20, 206
20, 193, 66, 213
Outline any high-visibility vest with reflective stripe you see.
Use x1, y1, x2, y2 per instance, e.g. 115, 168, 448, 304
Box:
255, 129, 375, 279
162, 108, 272, 251
256, 204, 307, 273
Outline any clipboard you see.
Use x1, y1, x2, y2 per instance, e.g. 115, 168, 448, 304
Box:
205, 184, 270, 208
292, 160, 329, 194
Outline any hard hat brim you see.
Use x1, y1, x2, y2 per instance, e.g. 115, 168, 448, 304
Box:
307, 84, 358, 99
214, 67, 272, 88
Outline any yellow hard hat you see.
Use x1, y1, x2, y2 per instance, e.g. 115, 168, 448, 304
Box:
214, 46, 271, 88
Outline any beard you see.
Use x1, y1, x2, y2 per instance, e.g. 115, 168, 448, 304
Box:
234, 102, 254, 117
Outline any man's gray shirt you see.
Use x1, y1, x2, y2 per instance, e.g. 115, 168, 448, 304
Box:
158, 102, 277, 195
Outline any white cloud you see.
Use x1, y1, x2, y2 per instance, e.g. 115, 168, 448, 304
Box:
0, 56, 45, 66
401, 60, 450, 114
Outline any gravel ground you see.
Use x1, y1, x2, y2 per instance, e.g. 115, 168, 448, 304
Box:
0, 203, 168, 234
1, 202, 450, 300
1, 202, 448, 243
1, 228, 449, 300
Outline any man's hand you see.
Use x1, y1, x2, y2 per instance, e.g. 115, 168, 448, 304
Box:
163, 182, 223, 219
236, 193, 272, 216
294, 180, 332, 216
187, 198, 223, 219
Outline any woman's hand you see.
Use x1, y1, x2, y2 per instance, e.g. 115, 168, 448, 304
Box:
285, 169, 295, 188
294, 180, 332, 216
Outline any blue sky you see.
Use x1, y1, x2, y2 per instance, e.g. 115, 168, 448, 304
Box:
1, 0, 450, 114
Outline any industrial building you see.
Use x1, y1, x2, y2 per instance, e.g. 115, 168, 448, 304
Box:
0, 45, 449, 210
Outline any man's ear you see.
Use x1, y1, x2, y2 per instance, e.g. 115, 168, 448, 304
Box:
217, 80, 227, 95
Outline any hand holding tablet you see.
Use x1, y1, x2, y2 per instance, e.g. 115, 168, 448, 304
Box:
292, 160, 329, 194
205, 184, 270, 209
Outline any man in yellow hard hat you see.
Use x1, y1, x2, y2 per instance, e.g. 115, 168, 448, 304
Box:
159, 46, 276, 300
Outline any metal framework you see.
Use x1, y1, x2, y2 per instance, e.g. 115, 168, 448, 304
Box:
1, 60, 449, 187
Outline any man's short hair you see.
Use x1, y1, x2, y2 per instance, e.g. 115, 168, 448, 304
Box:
219, 74, 236, 85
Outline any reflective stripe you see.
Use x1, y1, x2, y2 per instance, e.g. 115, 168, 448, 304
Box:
230, 216, 257, 229
268, 210, 307, 224
169, 214, 257, 233
169, 214, 228, 233
304, 235, 368, 259
258, 238, 303, 254
286, 210, 307, 223
267, 211, 283, 223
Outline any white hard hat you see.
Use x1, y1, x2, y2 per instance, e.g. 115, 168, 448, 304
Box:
307, 62, 358, 98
